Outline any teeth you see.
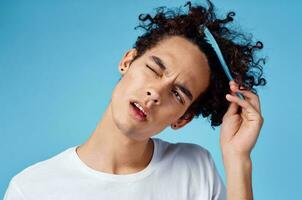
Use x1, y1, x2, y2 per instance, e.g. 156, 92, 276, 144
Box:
134, 102, 146, 115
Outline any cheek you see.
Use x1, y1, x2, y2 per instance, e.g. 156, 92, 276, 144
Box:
124, 66, 149, 86
115, 68, 143, 93
157, 104, 185, 123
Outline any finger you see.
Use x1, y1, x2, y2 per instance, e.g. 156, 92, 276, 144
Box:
226, 93, 262, 122
229, 83, 256, 98
224, 90, 240, 118
224, 96, 239, 116
226, 92, 253, 111
229, 82, 261, 113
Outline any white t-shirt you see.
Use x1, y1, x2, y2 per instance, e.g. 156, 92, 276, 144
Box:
4, 137, 226, 200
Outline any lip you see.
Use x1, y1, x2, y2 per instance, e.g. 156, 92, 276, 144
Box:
129, 102, 148, 122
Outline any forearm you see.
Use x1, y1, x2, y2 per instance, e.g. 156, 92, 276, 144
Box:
223, 155, 253, 200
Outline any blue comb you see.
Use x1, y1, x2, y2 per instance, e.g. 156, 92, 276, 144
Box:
203, 26, 244, 100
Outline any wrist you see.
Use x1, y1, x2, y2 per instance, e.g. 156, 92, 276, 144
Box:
223, 155, 253, 200
222, 151, 252, 172
222, 146, 251, 161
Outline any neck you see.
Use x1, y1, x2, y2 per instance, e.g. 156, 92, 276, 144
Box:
76, 102, 154, 175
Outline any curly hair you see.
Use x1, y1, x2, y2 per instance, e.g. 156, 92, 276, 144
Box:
130, 0, 267, 129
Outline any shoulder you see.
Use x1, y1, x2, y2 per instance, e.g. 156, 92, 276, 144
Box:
154, 137, 212, 167
11, 146, 75, 185
155, 137, 210, 155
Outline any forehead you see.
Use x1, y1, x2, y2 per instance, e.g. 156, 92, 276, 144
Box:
143, 36, 210, 100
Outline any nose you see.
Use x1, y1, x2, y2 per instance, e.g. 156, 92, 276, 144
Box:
146, 88, 161, 106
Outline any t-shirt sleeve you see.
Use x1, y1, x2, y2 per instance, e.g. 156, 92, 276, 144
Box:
206, 150, 227, 200
4, 178, 26, 200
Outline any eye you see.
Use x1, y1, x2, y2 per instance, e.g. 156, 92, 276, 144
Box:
145, 64, 184, 104
146, 64, 160, 76
172, 89, 184, 104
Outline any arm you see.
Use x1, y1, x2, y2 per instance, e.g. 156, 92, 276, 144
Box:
223, 153, 253, 200
220, 80, 264, 200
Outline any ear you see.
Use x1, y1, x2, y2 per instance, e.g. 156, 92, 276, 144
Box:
171, 112, 194, 130
118, 48, 137, 75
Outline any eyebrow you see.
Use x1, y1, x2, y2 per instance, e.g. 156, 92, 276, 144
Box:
149, 55, 193, 101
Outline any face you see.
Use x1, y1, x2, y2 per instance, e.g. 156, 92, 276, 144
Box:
110, 36, 210, 141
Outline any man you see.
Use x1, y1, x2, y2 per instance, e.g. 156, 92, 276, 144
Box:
4, 1, 265, 199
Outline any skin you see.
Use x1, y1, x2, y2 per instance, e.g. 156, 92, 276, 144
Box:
76, 35, 263, 199
222, 80, 264, 200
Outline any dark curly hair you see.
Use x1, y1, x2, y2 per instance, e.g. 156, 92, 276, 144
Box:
130, 0, 267, 129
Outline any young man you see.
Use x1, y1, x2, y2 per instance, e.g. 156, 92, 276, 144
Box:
4, 1, 266, 199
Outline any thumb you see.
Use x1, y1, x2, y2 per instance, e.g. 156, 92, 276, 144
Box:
223, 91, 239, 119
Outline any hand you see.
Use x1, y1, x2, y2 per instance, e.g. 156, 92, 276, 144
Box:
220, 80, 264, 160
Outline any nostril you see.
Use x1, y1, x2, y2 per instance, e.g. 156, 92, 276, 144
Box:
154, 99, 158, 103
147, 91, 151, 95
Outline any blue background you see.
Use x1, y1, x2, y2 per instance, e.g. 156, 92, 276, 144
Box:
1, 0, 301, 199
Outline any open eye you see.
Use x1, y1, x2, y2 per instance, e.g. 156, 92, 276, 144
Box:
172, 89, 184, 104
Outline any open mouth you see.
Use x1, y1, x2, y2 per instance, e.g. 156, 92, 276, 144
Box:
130, 102, 147, 121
